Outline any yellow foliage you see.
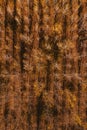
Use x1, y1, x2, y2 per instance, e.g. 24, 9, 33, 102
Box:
74, 115, 82, 126
65, 89, 76, 109
34, 82, 45, 97
53, 23, 62, 34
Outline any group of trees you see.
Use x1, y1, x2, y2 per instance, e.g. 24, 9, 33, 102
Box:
0, 0, 87, 130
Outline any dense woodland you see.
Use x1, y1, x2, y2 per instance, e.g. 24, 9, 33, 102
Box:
0, 0, 87, 130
